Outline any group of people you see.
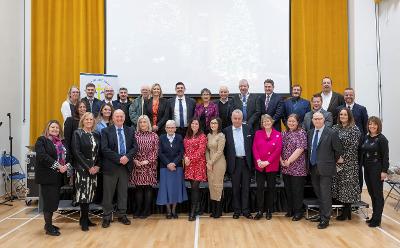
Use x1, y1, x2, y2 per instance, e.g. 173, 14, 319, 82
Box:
34, 77, 389, 236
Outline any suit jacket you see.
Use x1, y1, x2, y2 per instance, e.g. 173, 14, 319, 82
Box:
100, 125, 138, 173
72, 129, 100, 172
256, 93, 284, 131
167, 96, 196, 127
302, 109, 333, 132
213, 98, 234, 129
64, 117, 79, 164
113, 100, 132, 127
81, 97, 102, 117
223, 124, 253, 174
323, 91, 345, 122
283, 97, 311, 125
336, 103, 368, 137
158, 134, 184, 168
144, 97, 169, 133
232, 93, 259, 133
34, 136, 63, 185
307, 126, 343, 176
102, 100, 120, 109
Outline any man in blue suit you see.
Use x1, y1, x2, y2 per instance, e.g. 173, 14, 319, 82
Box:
283, 84, 311, 127
336, 87, 368, 190
256, 79, 284, 131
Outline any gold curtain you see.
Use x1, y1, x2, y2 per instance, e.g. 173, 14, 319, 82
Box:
291, 0, 349, 100
30, 0, 104, 144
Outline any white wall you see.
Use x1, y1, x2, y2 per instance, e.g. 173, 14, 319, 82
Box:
0, 0, 28, 196
349, 0, 400, 167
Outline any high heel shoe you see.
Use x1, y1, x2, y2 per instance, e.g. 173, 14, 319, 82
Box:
254, 211, 263, 220
265, 210, 272, 220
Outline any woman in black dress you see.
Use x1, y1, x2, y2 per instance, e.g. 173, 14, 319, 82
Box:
72, 112, 100, 231
35, 120, 71, 236
361, 116, 389, 227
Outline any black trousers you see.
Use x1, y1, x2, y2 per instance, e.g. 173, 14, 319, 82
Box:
231, 158, 251, 215
364, 162, 384, 222
359, 163, 364, 190
40, 184, 60, 212
102, 166, 129, 220
256, 170, 277, 212
283, 174, 305, 215
310, 166, 332, 220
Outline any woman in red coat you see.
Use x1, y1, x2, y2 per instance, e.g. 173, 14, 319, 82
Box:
184, 118, 207, 221
252, 114, 282, 220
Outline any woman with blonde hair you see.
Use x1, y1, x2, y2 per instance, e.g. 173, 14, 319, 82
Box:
61, 86, 80, 122
144, 83, 169, 135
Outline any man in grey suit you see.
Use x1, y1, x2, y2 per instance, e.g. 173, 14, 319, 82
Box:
303, 94, 333, 132
308, 112, 343, 229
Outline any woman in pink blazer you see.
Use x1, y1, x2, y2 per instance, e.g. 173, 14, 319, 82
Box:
252, 114, 282, 220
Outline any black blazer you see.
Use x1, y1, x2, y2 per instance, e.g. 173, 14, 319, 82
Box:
256, 93, 284, 131
213, 98, 234, 129
72, 129, 100, 172
223, 124, 253, 174
158, 134, 184, 168
307, 126, 343, 176
100, 125, 138, 173
81, 97, 102, 117
64, 117, 79, 164
232, 94, 259, 133
144, 97, 169, 133
113, 100, 132, 127
167, 96, 196, 126
34, 136, 63, 185
324, 91, 345, 122
336, 103, 368, 137
102, 100, 120, 110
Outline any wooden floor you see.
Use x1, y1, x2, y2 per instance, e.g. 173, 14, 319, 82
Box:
0, 190, 399, 248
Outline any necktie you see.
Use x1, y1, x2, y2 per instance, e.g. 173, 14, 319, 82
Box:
347, 105, 351, 110
117, 128, 126, 155
89, 99, 93, 112
265, 95, 270, 111
178, 99, 184, 128
242, 95, 247, 121
310, 129, 319, 166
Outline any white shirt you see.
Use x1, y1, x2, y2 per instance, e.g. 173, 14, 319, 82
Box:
321, 91, 332, 111
174, 96, 188, 127
232, 125, 245, 157
167, 134, 175, 145
61, 100, 72, 122
347, 102, 355, 110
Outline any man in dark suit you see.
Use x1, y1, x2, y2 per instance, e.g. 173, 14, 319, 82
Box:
336, 87, 368, 190
167, 82, 196, 137
101, 109, 138, 228
113, 87, 132, 127
102, 85, 120, 109
81, 83, 102, 117
223, 109, 253, 219
308, 112, 343, 229
282, 84, 311, 126
256, 79, 284, 131
213, 85, 234, 130
303, 94, 333, 132
232, 79, 259, 134
320, 77, 345, 123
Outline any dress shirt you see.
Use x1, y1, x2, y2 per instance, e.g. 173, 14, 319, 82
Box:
232, 125, 245, 157
174, 96, 187, 127
311, 125, 325, 156
321, 91, 332, 111
115, 125, 126, 154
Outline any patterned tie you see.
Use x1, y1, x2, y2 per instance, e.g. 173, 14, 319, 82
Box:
310, 129, 319, 166
265, 94, 270, 111
117, 128, 126, 155
178, 99, 184, 128
242, 95, 247, 121
89, 99, 93, 112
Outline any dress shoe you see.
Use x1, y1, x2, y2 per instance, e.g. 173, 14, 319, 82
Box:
166, 213, 173, 219
233, 213, 240, 219
244, 213, 253, 219
102, 219, 111, 228
188, 215, 196, 221
44, 224, 60, 236
254, 212, 263, 220
172, 213, 179, 219
292, 215, 303, 221
368, 221, 381, 228
285, 211, 293, 218
309, 215, 321, 222
317, 220, 329, 229
265, 210, 272, 220
118, 216, 131, 225
52, 225, 60, 230
366, 218, 373, 224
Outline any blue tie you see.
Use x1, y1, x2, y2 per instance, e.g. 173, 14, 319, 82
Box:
117, 128, 126, 155
179, 98, 184, 128
310, 129, 319, 166
242, 95, 247, 121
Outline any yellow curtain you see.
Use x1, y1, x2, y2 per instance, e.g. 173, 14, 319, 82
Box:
291, 0, 349, 100
30, 0, 104, 144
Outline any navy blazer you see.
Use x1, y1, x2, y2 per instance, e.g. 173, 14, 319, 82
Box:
167, 96, 196, 127
100, 125, 138, 173
144, 97, 169, 133
283, 97, 311, 125
256, 93, 284, 131
336, 103, 368, 137
223, 124, 253, 174
159, 134, 184, 168
81, 97, 102, 117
